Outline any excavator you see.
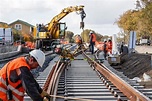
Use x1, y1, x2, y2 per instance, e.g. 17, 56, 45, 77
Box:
32, 5, 86, 50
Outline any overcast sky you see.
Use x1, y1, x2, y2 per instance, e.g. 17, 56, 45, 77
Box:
0, 0, 137, 36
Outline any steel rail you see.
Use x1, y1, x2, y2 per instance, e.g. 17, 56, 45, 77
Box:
43, 44, 75, 93
48, 95, 96, 101
44, 55, 128, 100
82, 51, 151, 101
43, 57, 69, 101
24, 44, 152, 101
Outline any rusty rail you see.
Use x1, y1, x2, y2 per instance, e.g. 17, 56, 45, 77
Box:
82, 51, 151, 101
43, 57, 69, 100
42, 45, 151, 101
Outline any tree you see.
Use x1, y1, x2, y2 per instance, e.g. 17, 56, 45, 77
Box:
117, 10, 139, 32
0, 22, 8, 28
117, 30, 129, 44
65, 31, 74, 43
11, 28, 21, 42
80, 29, 106, 43
95, 33, 103, 41
81, 29, 91, 42
22, 33, 34, 42
116, 1, 152, 40
140, 1, 152, 36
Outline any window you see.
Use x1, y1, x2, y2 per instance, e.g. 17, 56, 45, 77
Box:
15, 24, 22, 30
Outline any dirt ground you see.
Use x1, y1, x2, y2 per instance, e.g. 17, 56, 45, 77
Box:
113, 53, 152, 88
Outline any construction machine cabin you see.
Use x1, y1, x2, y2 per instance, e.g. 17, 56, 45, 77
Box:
32, 5, 86, 50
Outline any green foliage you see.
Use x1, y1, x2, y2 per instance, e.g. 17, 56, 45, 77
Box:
141, 0, 152, 7
0, 22, 8, 28
65, 31, 74, 43
79, 29, 110, 43
117, 1, 152, 39
96, 33, 103, 41
66, 28, 112, 43
117, 10, 139, 32
22, 33, 34, 42
81, 29, 91, 42
12, 28, 21, 42
140, 2, 152, 36
117, 30, 130, 44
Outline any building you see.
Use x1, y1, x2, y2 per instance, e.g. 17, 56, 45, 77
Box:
0, 22, 13, 45
9, 19, 34, 35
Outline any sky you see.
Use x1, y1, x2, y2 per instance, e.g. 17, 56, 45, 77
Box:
0, 0, 137, 36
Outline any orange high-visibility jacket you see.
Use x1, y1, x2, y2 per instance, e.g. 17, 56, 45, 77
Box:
95, 41, 108, 51
107, 41, 112, 53
75, 35, 82, 44
0, 57, 30, 101
91, 33, 96, 42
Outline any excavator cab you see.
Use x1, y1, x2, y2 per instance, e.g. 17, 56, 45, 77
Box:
32, 5, 86, 51
58, 23, 66, 39
32, 22, 67, 50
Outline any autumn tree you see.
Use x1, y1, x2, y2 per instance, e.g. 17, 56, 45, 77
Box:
22, 33, 34, 42
65, 31, 74, 43
117, 10, 139, 33
139, 1, 152, 36
12, 28, 21, 42
81, 29, 91, 42
0, 22, 8, 28
116, 0, 152, 40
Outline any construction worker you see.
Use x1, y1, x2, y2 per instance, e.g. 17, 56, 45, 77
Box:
75, 35, 82, 45
107, 38, 112, 54
103, 39, 108, 60
0, 49, 50, 101
89, 31, 96, 54
120, 42, 124, 54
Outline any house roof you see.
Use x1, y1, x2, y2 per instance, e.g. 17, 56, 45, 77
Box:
9, 19, 34, 27
0, 22, 8, 25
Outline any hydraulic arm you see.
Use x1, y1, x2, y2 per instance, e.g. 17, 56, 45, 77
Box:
47, 5, 86, 39
33, 5, 86, 50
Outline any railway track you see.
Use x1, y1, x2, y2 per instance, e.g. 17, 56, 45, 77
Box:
56, 54, 120, 101
3, 44, 151, 101
23, 48, 152, 101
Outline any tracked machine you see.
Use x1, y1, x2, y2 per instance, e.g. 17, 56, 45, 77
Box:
32, 5, 86, 51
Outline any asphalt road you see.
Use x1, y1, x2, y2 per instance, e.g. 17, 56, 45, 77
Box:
135, 45, 152, 54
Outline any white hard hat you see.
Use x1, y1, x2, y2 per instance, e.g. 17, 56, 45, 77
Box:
108, 38, 111, 40
29, 49, 45, 67
56, 45, 61, 48
89, 31, 93, 35
104, 39, 107, 42
90, 31, 93, 34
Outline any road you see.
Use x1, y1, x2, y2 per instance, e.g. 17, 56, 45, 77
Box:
135, 45, 152, 54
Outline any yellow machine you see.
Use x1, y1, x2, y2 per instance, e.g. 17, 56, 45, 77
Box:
32, 5, 86, 50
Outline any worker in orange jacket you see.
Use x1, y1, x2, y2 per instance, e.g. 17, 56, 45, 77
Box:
89, 31, 96, 54
75, 35, 82, 45
107, 38, 112, 54
103, 39, 108, 60
0, 49, 49, 101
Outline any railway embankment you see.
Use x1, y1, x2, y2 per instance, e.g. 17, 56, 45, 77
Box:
113, 46, 152, 88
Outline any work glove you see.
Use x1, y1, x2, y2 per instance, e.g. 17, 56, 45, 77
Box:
43, 98, 48, 101
43, 97, 50, 101
41, 90, 50, 98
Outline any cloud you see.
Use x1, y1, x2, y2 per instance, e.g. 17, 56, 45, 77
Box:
0, 0, 136, 36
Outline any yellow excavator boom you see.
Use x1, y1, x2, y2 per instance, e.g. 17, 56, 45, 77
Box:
33, 5, 86, 50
